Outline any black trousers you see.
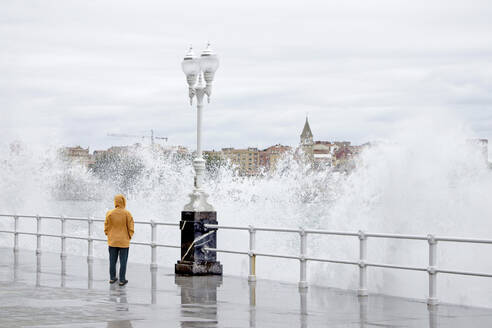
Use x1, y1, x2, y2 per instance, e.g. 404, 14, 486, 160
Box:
108, 246, 129, 281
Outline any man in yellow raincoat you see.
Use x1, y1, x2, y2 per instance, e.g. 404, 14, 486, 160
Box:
104, 194, 134, 286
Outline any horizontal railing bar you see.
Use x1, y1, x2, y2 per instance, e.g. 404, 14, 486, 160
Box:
0, 230, 131, 243
131, 241, 151, 246
204, 224, 249, 231
90, 216, 177, 225
205, 248, 249, 255
205, 224, 301, 233
0, 214, 38, 219
35, 215, 64, 220
39, 215, 99, 222
0, 230, 36, 236
305, 256, 358, 265
66, 235, 92, 241
204, 224, 429, 241
205, 223, 492, 245
0, 214, 177, 226
85, 239, 179, 248
33, 233, 84, 240
36, 233, 67, 238
0, 230, 178, 247
364, 233, 428, 240
93, 238, 166, 244
206, 225, 429, 241
0, 230, 91, 240
254, 251, 300, 260
134, 221, 152, 225
304, 229, 359, 237
62, 217, 91, 221
255, 227, 301, 233
155, 243, 180, 248
34, 215, 88, 221
436, 237, 492, 244
155, 222, 179, 226
366, 262, 427, 272
437, 269, 492, 278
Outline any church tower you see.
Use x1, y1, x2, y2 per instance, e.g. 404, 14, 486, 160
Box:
300, 116, 314, 161
300, 116, 314, 146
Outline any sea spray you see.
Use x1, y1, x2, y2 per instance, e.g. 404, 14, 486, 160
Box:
1, 116, 492, 307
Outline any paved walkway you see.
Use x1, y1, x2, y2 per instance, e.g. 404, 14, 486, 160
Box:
1, 248, 492, 327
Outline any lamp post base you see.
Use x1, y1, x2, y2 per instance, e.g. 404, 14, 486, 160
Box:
175, 211, 223, 276
175, 260, 223, 275
183, 189, 214, 212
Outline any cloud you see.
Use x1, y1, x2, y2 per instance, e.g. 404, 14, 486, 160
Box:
1, 0, 492, 151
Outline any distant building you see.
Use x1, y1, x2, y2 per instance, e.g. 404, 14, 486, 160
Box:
106, 145, 137, 154
221, 147, 260, 175
58, 146, 94, 168
204, 144, 290, 175
312, 141, 334, 166
202, 149, 223, 167
297, 116, 359, 171
259, 144, 291, 172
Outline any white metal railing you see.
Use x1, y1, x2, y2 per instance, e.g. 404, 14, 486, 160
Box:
0, 213, 179, 283
1, 213, 492, 305
202, 224, 492, 306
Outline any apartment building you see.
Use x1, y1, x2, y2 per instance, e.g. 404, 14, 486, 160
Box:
221, 147, 260, 175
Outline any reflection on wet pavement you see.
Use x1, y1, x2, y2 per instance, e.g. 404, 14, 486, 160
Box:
1, 248, 492, 327
175, 275, 222, 328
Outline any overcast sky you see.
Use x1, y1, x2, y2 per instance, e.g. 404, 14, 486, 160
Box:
1, 0, 492, 151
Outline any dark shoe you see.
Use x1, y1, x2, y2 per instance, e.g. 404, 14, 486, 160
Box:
119, 280, 128, 286
109, 278, 118, 284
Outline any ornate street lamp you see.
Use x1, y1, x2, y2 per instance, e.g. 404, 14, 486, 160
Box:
181, 43, 219, 211
175, 43, 222, 275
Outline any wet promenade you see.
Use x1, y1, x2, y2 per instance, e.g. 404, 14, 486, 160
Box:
1, 248, 492, 327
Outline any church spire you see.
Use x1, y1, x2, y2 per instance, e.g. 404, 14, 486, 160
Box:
300, 116, 313, 145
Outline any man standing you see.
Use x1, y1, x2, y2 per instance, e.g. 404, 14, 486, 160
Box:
104, 194, 134, 286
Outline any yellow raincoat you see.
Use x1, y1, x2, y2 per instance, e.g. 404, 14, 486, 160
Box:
104, 194, 134, 247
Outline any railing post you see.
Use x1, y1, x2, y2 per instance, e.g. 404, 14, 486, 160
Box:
300, 288, 308, 328
358, 230, 368, 296
87, 216, 94, 282
359, 295, 368, 327
13, 215, 19, 254
60, 215, 67, 276
427, 234, 438, 305
248, 225, 256, 282
36, 214, 42, 273
298, 228, 308, 289
249, 282, 257, 327
150, 221, 158, 296
428, 304, 439, 328
150, 220, 158, 275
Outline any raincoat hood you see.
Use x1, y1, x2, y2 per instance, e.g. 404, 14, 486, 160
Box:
114, 194, 126, 209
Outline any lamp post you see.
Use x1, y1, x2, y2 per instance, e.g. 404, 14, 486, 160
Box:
175, 43, 222, 275
181, 43, 219, 211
